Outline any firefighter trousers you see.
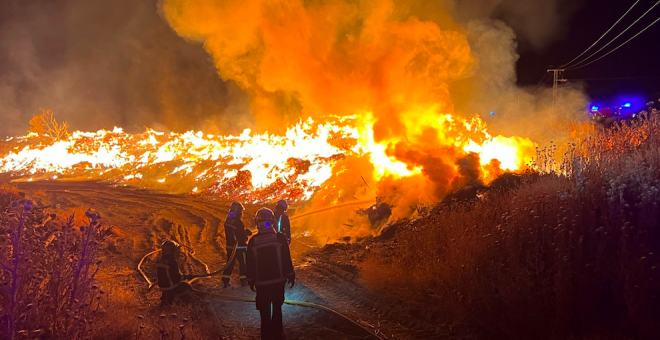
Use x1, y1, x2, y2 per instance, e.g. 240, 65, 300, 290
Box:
222, 247, 247, 283
160, 282, 193, 305
256, 282, 286, 340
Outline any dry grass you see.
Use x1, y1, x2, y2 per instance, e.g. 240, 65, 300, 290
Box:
89, 284, 225, 340
362, 115, 660, 340
0, 185, 224, 340
0, 190, 114, 340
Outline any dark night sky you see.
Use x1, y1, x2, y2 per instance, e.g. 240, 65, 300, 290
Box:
516, 0, 660, 102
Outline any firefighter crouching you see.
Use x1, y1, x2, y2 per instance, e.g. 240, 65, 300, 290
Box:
222, 201, 251, 288
157, 240, 194, 305
246, 208, 295, 340
274, 200, 291, 244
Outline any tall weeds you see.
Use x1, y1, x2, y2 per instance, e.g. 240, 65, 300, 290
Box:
0, 187, 113, 340
363, 116, 660, 340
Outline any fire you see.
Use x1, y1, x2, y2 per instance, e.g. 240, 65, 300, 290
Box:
1, 113, 533, 202
1, 0, 539, 206
0, 117, 355, 201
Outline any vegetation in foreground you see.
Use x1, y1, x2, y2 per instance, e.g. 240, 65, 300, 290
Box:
3, 114, 660, 340
0, 185, 225, 340
362, 115, 660, 339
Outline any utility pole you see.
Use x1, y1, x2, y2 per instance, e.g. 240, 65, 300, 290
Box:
547, 68, 566, 115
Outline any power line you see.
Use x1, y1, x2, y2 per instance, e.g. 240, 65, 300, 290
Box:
568, 76, 660, 81
567, 0, 660, 69
561, 0, 641, 68
566, 16, 660, 70
530, 72, 550, 95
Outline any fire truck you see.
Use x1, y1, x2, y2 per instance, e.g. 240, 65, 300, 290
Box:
589, 95, 646, 124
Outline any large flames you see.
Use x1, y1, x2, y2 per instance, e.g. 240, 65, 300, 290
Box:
0, 113, 533, 203
1, 0, 540, 208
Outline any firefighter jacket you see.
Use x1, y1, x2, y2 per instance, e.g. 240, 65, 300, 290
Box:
274, 211, 292, 244
246, 231, 295, 286
156, 255, 182, 291
224, 216, 248, 250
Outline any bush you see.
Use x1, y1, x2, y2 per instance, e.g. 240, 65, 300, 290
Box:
363, 116, 660, 340
0, 189, 113, 340
28, 109, 69, 144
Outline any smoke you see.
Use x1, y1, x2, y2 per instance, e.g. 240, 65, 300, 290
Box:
159, 0, 476, 129
0, 0, 590, 242
158, 0, 588, 241
454, 19, 590, 143
0, 0, 251, 138
448, 0, 584, 50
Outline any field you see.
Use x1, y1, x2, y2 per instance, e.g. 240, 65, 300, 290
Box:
2, 115, 660, 340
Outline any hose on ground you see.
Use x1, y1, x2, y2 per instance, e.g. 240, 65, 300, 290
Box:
193, 288, 387, 340
138, 246, 386, 339
137, 243, 238, 288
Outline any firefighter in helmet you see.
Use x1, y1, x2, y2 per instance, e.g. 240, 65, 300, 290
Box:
222, 201, 251, 288
273, 199, 291, 244
246, 208, 295, 340
156, 240, 194, 305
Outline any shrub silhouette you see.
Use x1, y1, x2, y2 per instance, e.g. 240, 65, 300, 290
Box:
0, 187, 112, 340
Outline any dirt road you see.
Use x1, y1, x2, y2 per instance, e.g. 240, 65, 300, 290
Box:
10, 179, 443, 339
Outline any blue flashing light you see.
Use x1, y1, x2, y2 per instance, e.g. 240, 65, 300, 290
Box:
623, 103, 631, 108
489, 111, 495, 116
591, 106, 599, 111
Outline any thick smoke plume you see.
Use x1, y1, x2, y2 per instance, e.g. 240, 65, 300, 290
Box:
1, 0, 588, 242
0, 0, 251, 138
455, 19, 589, 143
159, 0, 586, 241
448, 0, 584, 49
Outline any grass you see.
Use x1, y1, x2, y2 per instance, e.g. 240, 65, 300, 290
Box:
0, 184, 227, 340
0, 188, 115, 340
361, 115, 660, 340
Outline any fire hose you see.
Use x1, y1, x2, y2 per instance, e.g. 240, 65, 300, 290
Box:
192, 288, 387, 340
137, 198, 373, 286
289, 199, 374, 221
137, 243, 238, 289
137, 245, 385, 340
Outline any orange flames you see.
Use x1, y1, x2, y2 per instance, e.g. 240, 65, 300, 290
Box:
1, 0, 538, 207
0, 113, 533, 203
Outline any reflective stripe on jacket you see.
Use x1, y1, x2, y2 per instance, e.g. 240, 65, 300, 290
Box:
246, 231, 294, 286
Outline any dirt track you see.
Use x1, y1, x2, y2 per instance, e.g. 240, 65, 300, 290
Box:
9, 179, 443, 339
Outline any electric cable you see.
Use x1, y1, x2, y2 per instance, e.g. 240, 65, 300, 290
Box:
566, 0, 660, 69
566, 16, 660, 70
561, 0, 641, 68
531, 73, 552, 95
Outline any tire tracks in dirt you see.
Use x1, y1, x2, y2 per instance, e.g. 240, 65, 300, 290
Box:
11, 180, 436, 339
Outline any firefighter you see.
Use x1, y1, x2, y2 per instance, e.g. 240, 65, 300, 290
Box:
246, 208, 295, 340
222, 201, 250, 288
156, 240, 194, 305
273, 199, 292, 244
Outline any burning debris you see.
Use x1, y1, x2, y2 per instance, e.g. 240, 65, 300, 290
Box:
0, 117, 360, 202
357, 199, 392, 228
1, 0, 540, 212
1, 111, 534, 205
